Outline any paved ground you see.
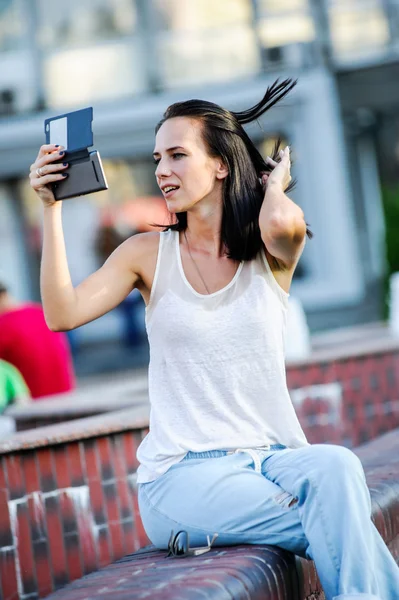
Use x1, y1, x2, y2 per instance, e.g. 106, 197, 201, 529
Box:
73, 338, 149, 385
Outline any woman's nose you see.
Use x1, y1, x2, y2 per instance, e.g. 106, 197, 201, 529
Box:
156, 162, 172, 178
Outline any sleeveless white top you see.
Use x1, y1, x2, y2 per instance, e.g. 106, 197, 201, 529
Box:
136, 230, 309, 483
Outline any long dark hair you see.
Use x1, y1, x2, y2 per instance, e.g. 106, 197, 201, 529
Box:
155, 78, 312, 262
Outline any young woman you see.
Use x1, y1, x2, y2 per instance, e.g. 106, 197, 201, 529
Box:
30, 79, 398, 600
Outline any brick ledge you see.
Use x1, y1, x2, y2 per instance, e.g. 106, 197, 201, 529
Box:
0, 405, 149, 454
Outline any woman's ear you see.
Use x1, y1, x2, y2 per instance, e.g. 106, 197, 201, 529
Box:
215, 159, 229, 180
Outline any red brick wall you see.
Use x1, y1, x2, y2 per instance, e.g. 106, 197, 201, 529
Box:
286, 349, 399, 447
0, 429, 150, 599
1, 425, 397, 600
1, 348, 399, 598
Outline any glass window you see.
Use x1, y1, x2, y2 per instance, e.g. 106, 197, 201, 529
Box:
37, 0, 137, 48
0, 0, 26, 52
258, 0, 310, 11
327, 0, 390, 61
0, 2, 40, 115
0, 185, 31, 300
152, 0, 260, 89
37, 0, 147, 107
255, 0, 315, 51
153, 0, 252, 30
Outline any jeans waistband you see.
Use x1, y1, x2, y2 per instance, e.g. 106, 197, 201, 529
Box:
183, 444, 287, 462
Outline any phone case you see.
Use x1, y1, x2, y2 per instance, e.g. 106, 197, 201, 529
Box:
44, 107, 108, 201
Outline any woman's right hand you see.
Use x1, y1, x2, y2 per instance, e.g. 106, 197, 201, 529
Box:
264, 147, 291, 192
29, 144, 69, 207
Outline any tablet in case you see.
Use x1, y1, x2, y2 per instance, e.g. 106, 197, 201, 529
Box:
44, 107, 108, 201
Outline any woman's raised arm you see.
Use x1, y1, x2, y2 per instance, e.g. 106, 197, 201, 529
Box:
30, 144, 153, 332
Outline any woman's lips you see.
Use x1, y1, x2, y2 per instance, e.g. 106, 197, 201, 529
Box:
163, 187, 179, 199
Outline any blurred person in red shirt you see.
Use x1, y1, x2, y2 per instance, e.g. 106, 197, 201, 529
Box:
0, 281, 75, 399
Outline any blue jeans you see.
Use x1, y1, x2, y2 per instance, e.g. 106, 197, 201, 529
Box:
138, 443, 399, 600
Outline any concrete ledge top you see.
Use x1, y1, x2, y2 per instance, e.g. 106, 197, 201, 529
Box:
44, 543, 301, 600
353, 426, 399, 465
287, 329, 399, 367
5, 376, 149, 420
0, 405, 150, 455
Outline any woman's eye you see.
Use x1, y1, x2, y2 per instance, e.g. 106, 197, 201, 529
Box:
153, 153, 184, 166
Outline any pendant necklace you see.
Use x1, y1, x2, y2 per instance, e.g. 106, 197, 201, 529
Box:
183, 230, 211, 295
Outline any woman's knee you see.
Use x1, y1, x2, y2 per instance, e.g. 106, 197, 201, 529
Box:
307, 444, 365, 480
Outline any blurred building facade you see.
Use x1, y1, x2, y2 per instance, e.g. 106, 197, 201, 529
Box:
0, 0, 399, 347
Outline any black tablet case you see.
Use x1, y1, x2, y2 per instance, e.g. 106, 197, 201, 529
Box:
44, 107, 108, 200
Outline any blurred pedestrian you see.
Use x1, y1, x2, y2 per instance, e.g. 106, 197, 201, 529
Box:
0, 282, 75, 399
0, 358, 31, 411
94, 220, 145, 346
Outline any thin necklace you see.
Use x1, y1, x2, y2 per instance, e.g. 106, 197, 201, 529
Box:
183, 230, 211, 295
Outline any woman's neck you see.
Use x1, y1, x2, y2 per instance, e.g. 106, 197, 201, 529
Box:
185, 199, 225, 258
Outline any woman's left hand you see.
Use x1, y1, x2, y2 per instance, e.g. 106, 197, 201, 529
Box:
261, 147, 291, 192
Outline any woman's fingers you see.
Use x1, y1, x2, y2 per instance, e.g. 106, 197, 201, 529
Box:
30, 149, 66, 173
266, 156, 278, 168
36, 144, 64, 160
31, 162, 69, 178
267, 146, 290, 165
261, 173, 269, 187
29, 145, 69, 190
30, 171, 68, 190
30, 147, 68, 188
29, 145, 68, 206
266, 148, 290, 168
263, 147, 291, 192
277, 147, 290, 160
31, 146, 66, 174
263, 146, 292, 192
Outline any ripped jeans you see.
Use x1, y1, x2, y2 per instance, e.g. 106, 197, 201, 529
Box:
138, 444, 399, 600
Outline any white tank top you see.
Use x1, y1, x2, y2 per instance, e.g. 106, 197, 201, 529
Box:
136, 230, 309, 483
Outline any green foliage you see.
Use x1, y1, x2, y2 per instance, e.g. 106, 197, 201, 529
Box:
382, 185, 399, 272
381, 185, 399, 318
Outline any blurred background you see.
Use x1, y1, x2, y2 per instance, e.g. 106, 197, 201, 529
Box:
1, 0, 399, 378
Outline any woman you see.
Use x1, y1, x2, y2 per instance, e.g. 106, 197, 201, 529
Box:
30, 79, 398, 600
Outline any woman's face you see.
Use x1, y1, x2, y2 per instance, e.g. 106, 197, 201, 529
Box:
153, 117, 227, 213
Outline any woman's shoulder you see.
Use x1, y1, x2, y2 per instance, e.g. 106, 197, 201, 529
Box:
126, 229, 177, 258
121, 230, 161, 257
124, 229, 174, 250
112, 229, 177, 274
121, 231, 169, 294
